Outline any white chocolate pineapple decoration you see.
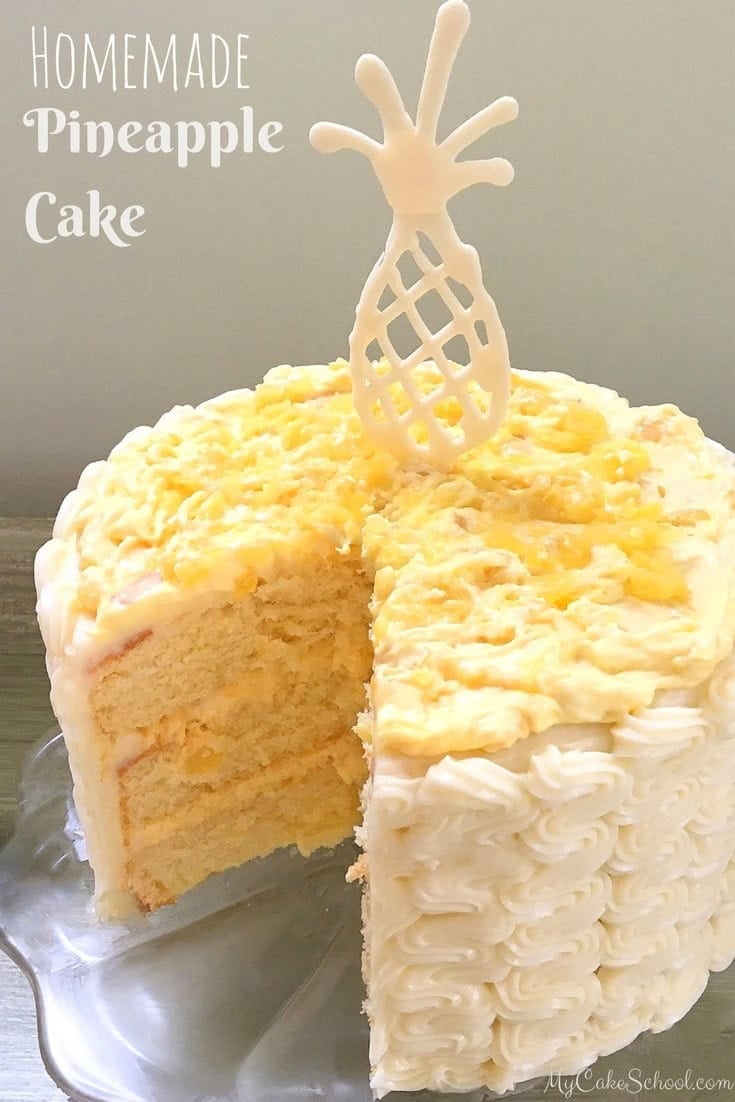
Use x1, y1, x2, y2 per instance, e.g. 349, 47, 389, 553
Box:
311, 0, 518, 468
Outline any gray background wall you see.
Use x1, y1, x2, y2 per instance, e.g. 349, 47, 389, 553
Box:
1, 0, 733, 515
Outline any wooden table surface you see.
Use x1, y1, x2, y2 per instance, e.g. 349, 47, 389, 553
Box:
0, 518, 68, 1102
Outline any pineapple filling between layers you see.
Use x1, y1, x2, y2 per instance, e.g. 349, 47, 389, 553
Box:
90, 555, 372, 911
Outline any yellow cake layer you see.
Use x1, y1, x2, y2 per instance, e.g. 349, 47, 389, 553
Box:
126, 741, 363, 910
90, 550, 371, 738
40, 542, 372, 915
119, 682, 365, 827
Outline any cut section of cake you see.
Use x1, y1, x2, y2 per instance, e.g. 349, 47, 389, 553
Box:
35, 362, 390, 916
35, 359, 735, 1092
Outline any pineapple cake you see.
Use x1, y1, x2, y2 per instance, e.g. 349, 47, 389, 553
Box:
35, 0, 735, 1096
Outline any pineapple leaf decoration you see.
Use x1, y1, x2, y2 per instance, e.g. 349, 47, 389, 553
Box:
311, 0, 518, 469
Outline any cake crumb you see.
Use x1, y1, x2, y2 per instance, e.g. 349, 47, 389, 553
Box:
347, 855, 367, 883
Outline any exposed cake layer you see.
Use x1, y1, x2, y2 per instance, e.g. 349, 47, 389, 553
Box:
40, 549, 371, 917
126, 736, 364, 910
119, 679, 364, 828
90, 551, 371, 750
362, 655, 735, 1096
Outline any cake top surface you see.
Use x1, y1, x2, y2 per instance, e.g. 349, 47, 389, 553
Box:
48, 361, 395, 619
37, 360, 735, 755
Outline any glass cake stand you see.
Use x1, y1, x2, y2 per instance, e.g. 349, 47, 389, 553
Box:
1, 732, 734, 1102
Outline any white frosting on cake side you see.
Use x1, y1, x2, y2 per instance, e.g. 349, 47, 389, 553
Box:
35, 500, 240, 918
362, 654, 735, 1097
35, 462, 134, 918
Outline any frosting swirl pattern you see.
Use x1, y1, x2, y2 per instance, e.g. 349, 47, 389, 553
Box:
365, 653, 735, 1097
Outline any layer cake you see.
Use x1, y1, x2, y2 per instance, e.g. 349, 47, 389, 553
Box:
35, 359, 735, 1093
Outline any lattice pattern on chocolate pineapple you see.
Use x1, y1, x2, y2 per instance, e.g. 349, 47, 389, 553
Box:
311, 0, 517, 468
360, 233, 502, 460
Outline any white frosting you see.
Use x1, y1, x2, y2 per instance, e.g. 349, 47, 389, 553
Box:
364, 652, 735, 1097
35, 463, 134, 917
